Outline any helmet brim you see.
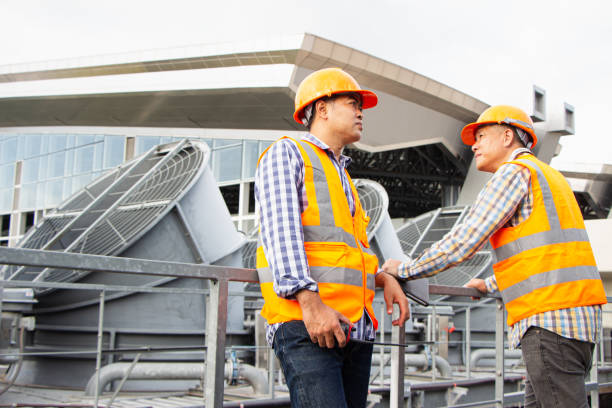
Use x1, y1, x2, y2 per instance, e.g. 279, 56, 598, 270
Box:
461, 120, 538, 147
293, 89, 378, 124
460, 122, 490, 145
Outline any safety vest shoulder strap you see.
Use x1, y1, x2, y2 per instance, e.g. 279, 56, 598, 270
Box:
493, 155, 590, 262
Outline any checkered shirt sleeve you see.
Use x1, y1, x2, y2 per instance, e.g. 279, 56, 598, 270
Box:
397, 160, 530, 280
254, 138, 317, 298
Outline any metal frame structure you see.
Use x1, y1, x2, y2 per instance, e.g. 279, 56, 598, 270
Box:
347, 144, 468, 218
1, 247, 610, 407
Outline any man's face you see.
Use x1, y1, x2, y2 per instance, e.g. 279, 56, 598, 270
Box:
472, 125, 510, 173
326, 94, 364, 146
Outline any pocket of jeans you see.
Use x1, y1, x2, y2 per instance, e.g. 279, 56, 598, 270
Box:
557, 336, 591, 374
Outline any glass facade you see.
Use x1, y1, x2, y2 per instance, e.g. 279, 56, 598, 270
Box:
0, 131, 274, 246
0, 133, 126, 212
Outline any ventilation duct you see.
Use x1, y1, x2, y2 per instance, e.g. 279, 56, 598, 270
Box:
2, 140, 248, 389
354, 179, 429, 305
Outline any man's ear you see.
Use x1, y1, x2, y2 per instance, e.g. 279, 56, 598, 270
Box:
315, 99, 328, 120
503, 128, 515, 147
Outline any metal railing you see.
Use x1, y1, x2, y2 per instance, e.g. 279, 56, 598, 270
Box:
0, 246, 607, 408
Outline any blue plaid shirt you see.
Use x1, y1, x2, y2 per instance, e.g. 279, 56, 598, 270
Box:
397, 149, 601, 348
255, 133, 376, 346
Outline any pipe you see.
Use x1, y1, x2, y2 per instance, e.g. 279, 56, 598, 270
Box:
237, 363, 269, 396
0, 327, 25, 396
469, 348, 522, 368
371, 352, 452, 378
85, 361, 268, 395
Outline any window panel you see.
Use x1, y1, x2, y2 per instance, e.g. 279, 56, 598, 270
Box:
104, 136, 125, 168
64, 150, 75, 176
0, 188, 12, 213
76, 134, 95, 146
63, 177, 72, 200
135, 136, 161, 155
0, 164, 15, 189
46, 179, 63, 207
93, 143, 104, 171
213, 145, 242, 182
22, 158, 39, 184
25, 134, 42, 158
16, 137, 25, 161
38, 155, 48, 180
75, 146, 94, 174
49, 134, 67, 153
48, 151, 66, 178
214, 139, 241, 148
66, 134, 75, 149
20, 183, 36, 209
36, 182, 46, 208
0, 138, 17, 164
243, 141, 259, 179
259, 140, 273, 154
40, 134, 49, 156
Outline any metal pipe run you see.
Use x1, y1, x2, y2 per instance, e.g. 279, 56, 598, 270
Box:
469, 348, 522, 368
371, 352, 452, 378
84, 360, 268, 396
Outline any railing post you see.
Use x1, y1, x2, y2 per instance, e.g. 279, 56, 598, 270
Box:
268, 347, 275, 398
590, 325, 600, 408
379, 301, 385, 387
205, 278, 228, 408
465, 306, 471, 379
94, 290, 106, 408
494, 298, 504, 408
390, 303, 405, 408
431, 305, 437, 382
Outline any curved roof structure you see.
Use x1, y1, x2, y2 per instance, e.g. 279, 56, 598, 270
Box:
0, 33, 486, 157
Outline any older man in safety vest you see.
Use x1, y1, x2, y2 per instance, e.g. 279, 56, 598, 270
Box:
383, 105, 607, 408
255, 68, 409, 407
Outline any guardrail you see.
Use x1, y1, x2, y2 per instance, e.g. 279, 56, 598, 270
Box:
0, 247, 605, 408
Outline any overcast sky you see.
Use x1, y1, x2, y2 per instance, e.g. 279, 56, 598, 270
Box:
2, 0, 610, 165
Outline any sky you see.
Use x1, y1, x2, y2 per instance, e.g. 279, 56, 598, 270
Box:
1, 0, 610, 165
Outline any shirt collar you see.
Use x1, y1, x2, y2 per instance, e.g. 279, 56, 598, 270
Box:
510, 147, 533, 160
302, 133, 352, 168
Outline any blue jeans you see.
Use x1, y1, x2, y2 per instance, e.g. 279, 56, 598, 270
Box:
521, 327, 594, 408
273, 320, 374, 408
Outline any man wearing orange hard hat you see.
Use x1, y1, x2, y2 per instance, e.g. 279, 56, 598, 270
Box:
383, 104, 606, 407
254, 68, 409, 407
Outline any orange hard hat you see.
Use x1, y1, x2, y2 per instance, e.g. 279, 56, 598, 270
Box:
293, 68, 378, 124
460, 105, 537, 148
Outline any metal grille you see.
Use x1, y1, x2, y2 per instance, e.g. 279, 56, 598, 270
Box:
242, 239, 257, 270
6, 141, 207, 291
354, 179, 388, 238
427, 251, 493, 287
21, 215, 75, 250
396, 207, 494, 301
396, 212, 435, 254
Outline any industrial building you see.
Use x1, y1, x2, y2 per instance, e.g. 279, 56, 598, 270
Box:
0, 33, 610, 407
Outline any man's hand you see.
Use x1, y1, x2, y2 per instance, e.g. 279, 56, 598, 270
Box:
381, 259, 403, 278
296, 290, 350, 348
464, 278, 487, 300
376, 272, 410, 326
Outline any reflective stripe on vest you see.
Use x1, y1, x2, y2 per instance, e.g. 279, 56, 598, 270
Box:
256, 136, 378, 327
491, 155, 606, 326
258, 265, 376, 291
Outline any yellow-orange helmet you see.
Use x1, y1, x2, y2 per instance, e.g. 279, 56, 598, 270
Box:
293, 68, 378, 124
461, 105, 537, 147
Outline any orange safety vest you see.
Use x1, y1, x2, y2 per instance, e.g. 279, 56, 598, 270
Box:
490, 154, 606, 326
256, 137, 379, 328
